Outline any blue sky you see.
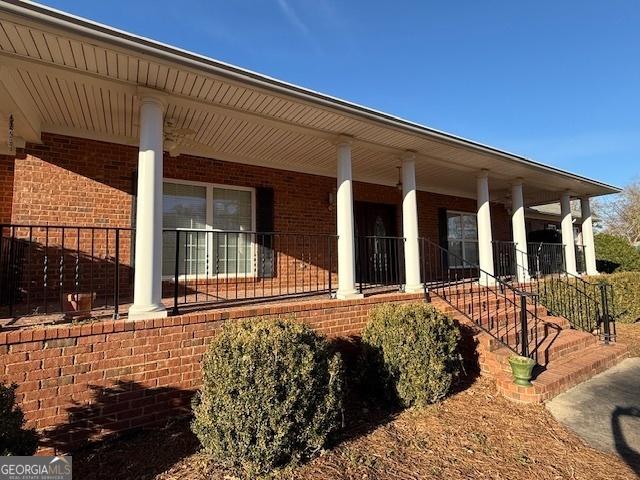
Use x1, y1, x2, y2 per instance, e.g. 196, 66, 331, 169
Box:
39, 0, 639, 188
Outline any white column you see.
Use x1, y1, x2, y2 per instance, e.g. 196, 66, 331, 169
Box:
129, 96, 167, 319
511, 180, 529, 283
401, 153, 422, 292
335, 137, 362, 299
580, 197, 598, 275
476, 170, 495, 284
561, 192, 578, 276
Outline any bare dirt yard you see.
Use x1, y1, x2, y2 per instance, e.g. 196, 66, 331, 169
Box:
74, 321, 640, 480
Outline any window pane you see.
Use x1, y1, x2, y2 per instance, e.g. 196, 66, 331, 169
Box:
213, 188, 253, 274
447, 214, 462, 240
462, 214, 478, 240
163, 183, 207, 229
448, 240, 463, 267
464, 242, 479, 266
162, 183, 207, 276
213, 188, 252, 231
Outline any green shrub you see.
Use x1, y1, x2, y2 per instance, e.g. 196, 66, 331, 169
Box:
534, 272, 640, 330
0, 382, 38, 455
594, 233, 640, 273
588, 272, 640, 324
361, 303, 460, 408
191, 318, 344, 477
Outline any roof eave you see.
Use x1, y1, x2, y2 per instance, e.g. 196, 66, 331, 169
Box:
1, 1, 623, 195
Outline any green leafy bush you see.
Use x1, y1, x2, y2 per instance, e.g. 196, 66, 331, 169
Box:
361, 303, 460, 407
191, 318, 344, 477
588, 272, 640, 324
594, 233, 640, 273
0, 382, 38, 455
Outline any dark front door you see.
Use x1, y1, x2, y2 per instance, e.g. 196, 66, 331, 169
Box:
354, 202, 403, 287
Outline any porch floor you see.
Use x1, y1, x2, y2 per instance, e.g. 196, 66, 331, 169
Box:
0, 285, 407, 330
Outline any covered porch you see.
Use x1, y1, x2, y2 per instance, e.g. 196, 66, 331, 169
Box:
0, 1, 617, 326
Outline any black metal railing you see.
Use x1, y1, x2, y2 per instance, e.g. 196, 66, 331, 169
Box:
355, 236, 405, 293
164, 230, 338, 314
512, 246, 616, 342
0, 224, 134, 321
420, 237, 542, 360
492, 241, 517, 279
527, 242, 565, 276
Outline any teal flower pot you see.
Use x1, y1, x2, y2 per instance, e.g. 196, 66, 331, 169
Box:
508, 355, 536, 387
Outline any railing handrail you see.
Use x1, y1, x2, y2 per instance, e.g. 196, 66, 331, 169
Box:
355, 235, 405, 240
420, 236, 541, 358
515, 243, 615, 342
422, 237, 515, 291
0, 224, 133, 231
516, 245, 599, 300
527, 241, 566, 249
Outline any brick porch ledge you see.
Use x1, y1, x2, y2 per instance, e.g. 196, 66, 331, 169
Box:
0, 290, 424, 453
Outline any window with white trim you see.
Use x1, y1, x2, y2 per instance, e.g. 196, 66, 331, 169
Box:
447, 211, 478, 267
162, 180, 255, 277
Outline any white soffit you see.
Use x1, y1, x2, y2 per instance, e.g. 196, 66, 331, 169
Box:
0, 1, 621, 205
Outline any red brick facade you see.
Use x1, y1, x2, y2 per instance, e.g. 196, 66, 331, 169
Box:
0, 292, 422, 453
0, 133, 512, 310
0, 153, 16, 224
3, 132, 511, 240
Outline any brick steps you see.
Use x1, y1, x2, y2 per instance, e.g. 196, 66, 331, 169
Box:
491, 328, 598, 371
430, 291, 629, 403
433, 299, 569, 349
495, 342, 629, 403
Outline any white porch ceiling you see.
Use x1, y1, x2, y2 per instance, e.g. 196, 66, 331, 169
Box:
0, 1, 620, 206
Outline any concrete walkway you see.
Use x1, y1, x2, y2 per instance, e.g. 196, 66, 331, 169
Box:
547, 357, 640, 474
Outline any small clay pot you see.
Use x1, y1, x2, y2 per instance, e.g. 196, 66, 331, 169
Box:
64, 293, 93, 320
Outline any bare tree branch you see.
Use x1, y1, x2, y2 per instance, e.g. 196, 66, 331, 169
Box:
595, 179, 640, 245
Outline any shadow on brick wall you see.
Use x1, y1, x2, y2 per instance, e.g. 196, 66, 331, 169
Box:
0, 232, 134, 322
40, 380, 194, 455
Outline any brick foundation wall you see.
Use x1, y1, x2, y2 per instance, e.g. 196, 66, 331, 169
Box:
0, 292, 422, 454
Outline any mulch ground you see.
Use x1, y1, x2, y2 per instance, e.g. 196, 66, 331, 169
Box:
617, 322, 640, 358
72, 322, 640, 479
74, 375, 639, 479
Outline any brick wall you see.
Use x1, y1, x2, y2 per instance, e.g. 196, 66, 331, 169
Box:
6, 133, 511, 237
0, 292, 422, 454
0, 133, 513, 310
0, 153, 16, 224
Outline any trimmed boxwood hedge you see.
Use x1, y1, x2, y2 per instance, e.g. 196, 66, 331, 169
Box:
588, 272, 640, 324
360, 303, 460, 407
191, 318, 343, 477
595, 233, 640, 273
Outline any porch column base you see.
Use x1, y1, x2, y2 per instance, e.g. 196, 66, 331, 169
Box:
404, 284, 424, 294
128, 303, 167, 320
335, 289, 364, 300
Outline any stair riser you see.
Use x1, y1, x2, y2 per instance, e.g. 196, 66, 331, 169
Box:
430, 290, 630, 405
496, 348, 629, 403
434, 303, 547, 322
494, 335, 598, 365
